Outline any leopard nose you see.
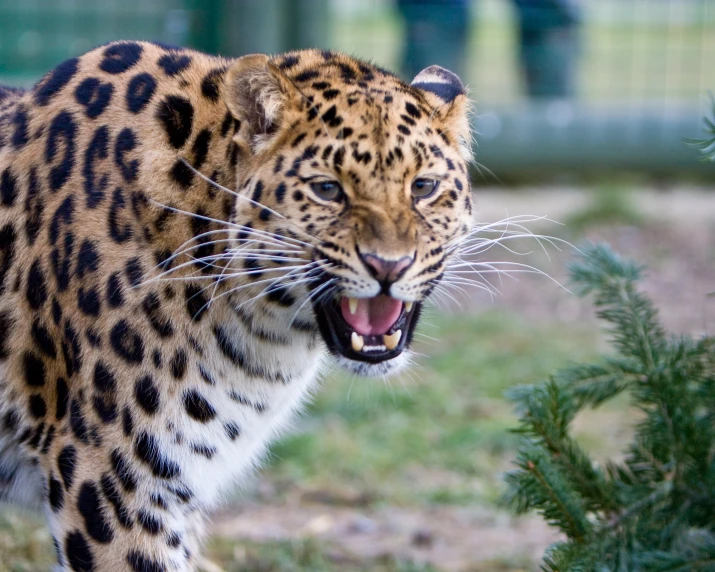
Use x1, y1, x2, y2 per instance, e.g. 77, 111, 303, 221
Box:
359, 251, 415, 286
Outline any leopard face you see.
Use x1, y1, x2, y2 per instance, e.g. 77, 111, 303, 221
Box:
223, 52, 473, 377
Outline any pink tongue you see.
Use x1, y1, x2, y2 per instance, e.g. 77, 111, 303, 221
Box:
340, 295, 403, 336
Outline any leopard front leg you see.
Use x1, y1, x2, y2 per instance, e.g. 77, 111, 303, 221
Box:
45, 437, 208, 572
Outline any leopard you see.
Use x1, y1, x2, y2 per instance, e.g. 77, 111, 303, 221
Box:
0, 41, 473, 571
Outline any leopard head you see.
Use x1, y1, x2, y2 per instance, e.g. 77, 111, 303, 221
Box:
222, 50, 473, 376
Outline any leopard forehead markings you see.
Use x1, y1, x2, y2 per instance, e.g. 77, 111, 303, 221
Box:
0, 41, 472, 571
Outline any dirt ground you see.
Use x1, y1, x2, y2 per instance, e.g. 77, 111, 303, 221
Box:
467, 186, 715, 337
209, 186, 715, 571
213, 502, 558, 571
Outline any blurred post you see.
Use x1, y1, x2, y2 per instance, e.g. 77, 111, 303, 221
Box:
397, 0, 470, 80
218, 0, 285, 56
186, 0, 330, 57
282, 0, 331, 52
511, 0, 581, 99
186, 0, 224, 54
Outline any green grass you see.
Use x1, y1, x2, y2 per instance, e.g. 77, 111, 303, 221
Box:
565, 186, 645, 231
0, 510, 54, 572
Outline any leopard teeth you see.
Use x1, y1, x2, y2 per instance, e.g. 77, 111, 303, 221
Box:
347, 297, 358, 315
405, 302, 413, 313
351, 332, 364, 352
383, 330, 402, 351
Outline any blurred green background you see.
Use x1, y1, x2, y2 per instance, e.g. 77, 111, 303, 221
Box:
1, 1, 714, 571
1, 0, 714, 179
0, 0, 715, 181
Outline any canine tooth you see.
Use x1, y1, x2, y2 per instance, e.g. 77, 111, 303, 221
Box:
405, 302, 414, 313
351, 332, 364, 352
348, 297, 358, 315
383, 329, 402, 351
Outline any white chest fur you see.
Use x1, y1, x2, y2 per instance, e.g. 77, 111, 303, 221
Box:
162, 303, 326, 509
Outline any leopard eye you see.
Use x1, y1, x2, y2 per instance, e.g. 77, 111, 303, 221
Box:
411, 178, 440, 199
309, 180, 343, 201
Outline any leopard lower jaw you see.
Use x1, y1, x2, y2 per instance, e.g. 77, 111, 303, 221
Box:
334, 351, 411, 377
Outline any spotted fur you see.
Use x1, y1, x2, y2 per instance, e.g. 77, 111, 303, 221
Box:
0, 42, 472, 570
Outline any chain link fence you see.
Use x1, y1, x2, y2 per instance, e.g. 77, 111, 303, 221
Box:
1, 0, 712, 178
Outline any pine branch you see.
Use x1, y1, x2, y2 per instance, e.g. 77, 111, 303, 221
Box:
684, 92, 715, 162
599, 480, 672, 534
568, 243, 667, 371
509, 379, 618, 512
638, 529, 715, 571
505, 244, 715, 570
556, 360, 641, 407
505, 444, 593, 541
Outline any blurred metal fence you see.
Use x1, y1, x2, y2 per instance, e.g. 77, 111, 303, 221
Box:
328, 0, 715, 179
0, 0, 190, 83
0, 0, 713, 178
0, 0, 328, 83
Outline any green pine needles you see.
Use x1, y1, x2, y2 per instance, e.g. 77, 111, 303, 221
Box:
505, 244, 715, 571
686, 93, 715, 162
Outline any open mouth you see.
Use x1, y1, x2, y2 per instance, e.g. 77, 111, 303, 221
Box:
313, 294, 422, 363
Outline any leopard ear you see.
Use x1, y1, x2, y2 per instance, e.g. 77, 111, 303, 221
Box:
224, 54, 297, 152
411, 66, 472, 162
411, 65, 465, 105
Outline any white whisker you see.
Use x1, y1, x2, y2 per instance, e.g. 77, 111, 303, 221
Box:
196, 265, 321, 314
154, 231, 304, 277
289, 277, 338, 326
179, 158, 325, 246
148, 199, 317, 251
